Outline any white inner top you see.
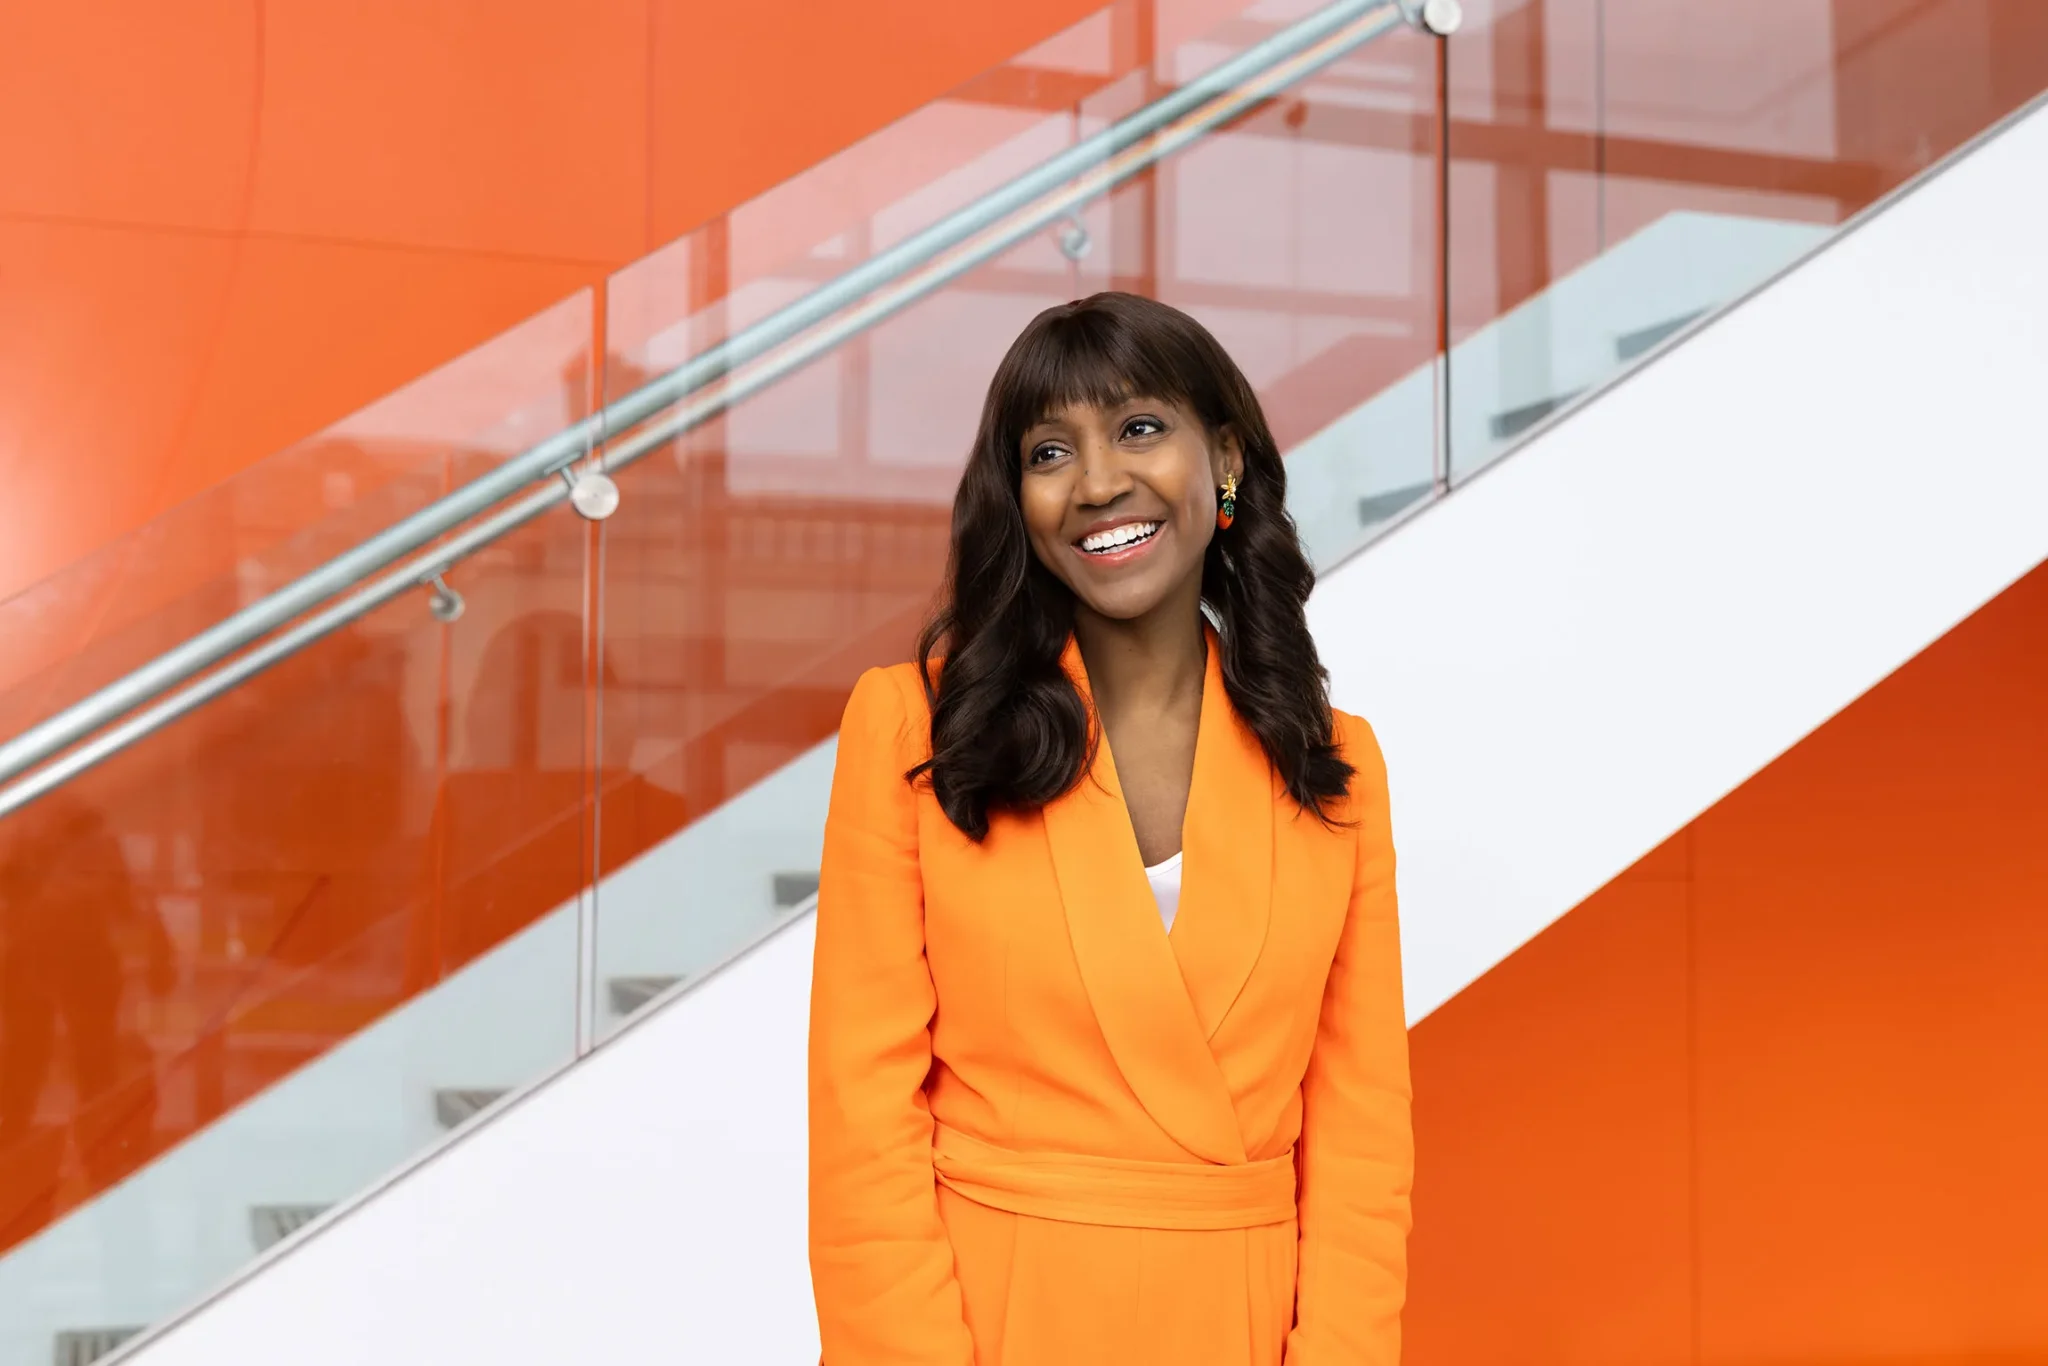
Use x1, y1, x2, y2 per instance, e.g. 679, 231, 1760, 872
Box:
1143, 850, 1184, 932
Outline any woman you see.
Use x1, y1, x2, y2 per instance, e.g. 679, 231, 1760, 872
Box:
809, 292, 1411, 1365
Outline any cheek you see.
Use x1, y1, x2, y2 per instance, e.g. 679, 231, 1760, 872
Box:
1162, 442, 1211, 516
1018, 479, 1067, 554
1181, 489, 1219, 555
1172, 454, 1219, 537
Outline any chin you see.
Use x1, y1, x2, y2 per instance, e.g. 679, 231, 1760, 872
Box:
1075, 586, 1174, 622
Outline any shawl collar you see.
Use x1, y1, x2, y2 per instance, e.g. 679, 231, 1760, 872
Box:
1040, 630, 1275, 1165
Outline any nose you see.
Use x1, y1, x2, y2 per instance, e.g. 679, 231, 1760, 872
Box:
1072, 435, 1133, 509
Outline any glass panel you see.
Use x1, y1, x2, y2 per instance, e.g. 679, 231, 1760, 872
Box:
0, 293, 595, 740
0, 294, 597, 1365
1153, 1, 1444, 568
1446, 0, 2048, 482
590, 0, 1442, 1035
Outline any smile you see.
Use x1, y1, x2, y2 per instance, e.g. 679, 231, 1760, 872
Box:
1077, 521, 1162, 555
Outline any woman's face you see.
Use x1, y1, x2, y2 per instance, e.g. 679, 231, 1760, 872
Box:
1018, 395, 1243, 624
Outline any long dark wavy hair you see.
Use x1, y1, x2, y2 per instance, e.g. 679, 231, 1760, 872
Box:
912, 292, 1351, 840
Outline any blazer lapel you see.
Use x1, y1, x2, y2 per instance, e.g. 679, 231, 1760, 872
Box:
1044, 639, 1247, 1166
1169, 635, 1276, 1041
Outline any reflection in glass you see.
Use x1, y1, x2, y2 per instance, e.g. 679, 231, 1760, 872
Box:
1446, 0, 2048, 481
0, 296, 596, 1366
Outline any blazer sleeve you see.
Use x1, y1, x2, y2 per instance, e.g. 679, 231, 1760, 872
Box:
808, 667, 975, 1365
1285, 713, 1415, 1366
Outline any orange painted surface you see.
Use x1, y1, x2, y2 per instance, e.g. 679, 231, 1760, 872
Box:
1405, 557, 2048, 1363
0, 0, 1108, 602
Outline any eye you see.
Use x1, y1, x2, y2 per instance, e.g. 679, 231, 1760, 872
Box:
1121, 415, 1165, 440
1026, 441, 1070, 468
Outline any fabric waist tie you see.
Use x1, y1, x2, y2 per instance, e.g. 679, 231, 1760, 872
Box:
932, 1122, 1296, 1231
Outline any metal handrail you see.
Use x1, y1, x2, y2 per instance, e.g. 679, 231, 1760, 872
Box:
0, 0, 1419, 820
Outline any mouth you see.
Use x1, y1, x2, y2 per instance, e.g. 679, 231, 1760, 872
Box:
1073, 520, 1164, 563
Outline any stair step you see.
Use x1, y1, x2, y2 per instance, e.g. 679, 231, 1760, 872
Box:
773, 871, 820, 908
1490, 389, 1586, 442
1357, 481, 1430, 529
250, 1203, 331, 1253
600, 872, 819, 1026
434, 1088, 509, 1130
55, 1327, 143, 1366
608, 976, 681, 1018
1615, 308, 1706, 361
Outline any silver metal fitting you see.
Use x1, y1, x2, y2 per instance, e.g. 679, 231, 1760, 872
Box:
426, 575, 465, 624
563, 468, 621, 521
1056, 214, 1093, 262
1415, 0, 1462, 36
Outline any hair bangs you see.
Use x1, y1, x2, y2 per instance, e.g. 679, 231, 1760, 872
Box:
992, 304, 1206, 460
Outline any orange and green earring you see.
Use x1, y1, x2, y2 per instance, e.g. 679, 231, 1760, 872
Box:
1216, 472, 1239, 530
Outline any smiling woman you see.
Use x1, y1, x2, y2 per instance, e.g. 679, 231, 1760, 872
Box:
808, 293, 1414, 1365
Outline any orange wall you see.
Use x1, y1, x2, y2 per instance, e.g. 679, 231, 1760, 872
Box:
0, 0, 1103, 602
1404, 556, 2048, 1363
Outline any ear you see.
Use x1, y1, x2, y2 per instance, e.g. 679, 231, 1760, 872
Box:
1211, 426, 1246, 485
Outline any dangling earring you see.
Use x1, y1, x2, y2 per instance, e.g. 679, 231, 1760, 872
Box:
1216, 472, 1239, 530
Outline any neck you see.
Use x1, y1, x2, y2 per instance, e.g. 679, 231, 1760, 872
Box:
1072, 586, 1207, 720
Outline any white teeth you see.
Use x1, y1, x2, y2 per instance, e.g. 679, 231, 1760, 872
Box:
1079, 522, 1160, 554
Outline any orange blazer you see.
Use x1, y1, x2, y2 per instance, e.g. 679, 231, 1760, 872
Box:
809, 639, 1412, 1366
